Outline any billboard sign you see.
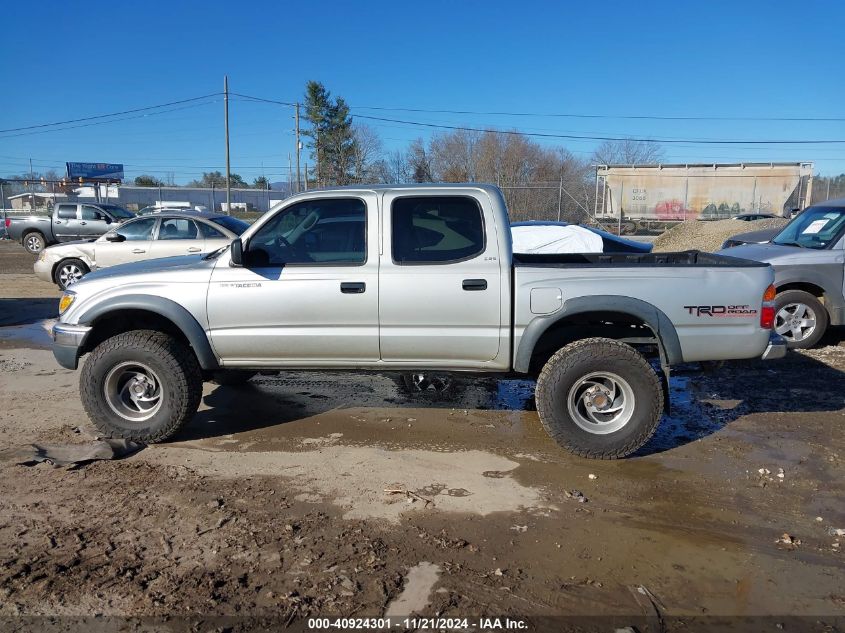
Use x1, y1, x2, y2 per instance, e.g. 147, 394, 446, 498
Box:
66, 162, 124, 181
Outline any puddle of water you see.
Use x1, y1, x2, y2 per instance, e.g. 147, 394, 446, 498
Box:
384, 562, 441, 618
143, 445, 556, 522
0, 319, 55, 347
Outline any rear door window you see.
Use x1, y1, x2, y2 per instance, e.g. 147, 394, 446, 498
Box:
158, 218, 199, 240
391, 196, 485, 264
57, 204, 77, 220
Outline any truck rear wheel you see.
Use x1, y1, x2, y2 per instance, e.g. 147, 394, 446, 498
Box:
23, 231, 46, 254
535, 338, 663, 459
80, 330, 203, 443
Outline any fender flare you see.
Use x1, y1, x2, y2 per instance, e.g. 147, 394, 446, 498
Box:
78, 294, 220, 370
513, 295, 682, 373
774, 269, 844, 324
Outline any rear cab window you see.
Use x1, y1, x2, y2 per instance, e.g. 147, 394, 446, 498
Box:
391, 196, 485, 264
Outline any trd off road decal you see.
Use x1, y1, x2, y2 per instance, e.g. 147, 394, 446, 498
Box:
683, 305, 758, 317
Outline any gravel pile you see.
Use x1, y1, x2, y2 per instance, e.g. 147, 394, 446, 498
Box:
653, 218, 788, 253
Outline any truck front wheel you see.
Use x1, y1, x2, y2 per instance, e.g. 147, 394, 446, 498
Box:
535, 338, 663, 459
80, 330, 203, 443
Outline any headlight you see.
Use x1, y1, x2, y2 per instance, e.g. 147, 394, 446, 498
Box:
59, 293, 75, 314
37, 251, 47, 262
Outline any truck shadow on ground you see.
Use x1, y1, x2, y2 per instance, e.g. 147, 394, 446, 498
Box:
176, 349, 845, 458
638, 345, 845, 455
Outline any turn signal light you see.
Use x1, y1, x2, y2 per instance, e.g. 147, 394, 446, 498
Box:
763, 284, 776, 302
761, 306, 775, 330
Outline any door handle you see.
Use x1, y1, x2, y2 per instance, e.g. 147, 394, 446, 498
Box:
462, 279, 487, 291
187, 247, 201, 252
132, 249, 146, 254
80, 221, 87, 225
340, 282, 366, 294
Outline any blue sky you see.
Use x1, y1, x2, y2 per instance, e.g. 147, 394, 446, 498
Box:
2, 0, 844, 184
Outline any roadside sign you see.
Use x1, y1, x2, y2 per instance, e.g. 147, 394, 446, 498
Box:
66, 162, 124, 181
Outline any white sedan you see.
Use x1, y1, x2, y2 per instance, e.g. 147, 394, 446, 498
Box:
34, 211, 249, 289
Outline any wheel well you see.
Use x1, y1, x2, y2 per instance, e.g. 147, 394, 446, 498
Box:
51, 257, 89, 280
527, 310, 661, 375
22, 229, 44, 239
81, 309, 192, 356
776, 282, 825, 298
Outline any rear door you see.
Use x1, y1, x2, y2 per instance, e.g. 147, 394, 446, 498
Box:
148, 217, 206, 259
94, 216, 158, 268
379, 193, 502, 363
78, 205, 114, 239
53, 204, 80, 240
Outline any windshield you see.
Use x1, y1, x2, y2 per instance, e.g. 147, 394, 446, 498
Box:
98, 204, 134, 219
209, 215, 250, 235
772, 206, 845, 249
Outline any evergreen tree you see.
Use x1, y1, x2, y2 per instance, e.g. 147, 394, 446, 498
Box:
302, 81, 356, 186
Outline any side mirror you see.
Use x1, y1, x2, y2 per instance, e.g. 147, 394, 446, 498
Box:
105, 233, 125, 243
230, 238, 243, 266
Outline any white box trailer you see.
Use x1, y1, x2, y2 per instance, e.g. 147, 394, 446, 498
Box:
595, 162, 813, 231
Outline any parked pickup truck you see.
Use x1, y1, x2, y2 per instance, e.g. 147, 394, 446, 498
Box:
5, 202, 134, 253
51, 184, 785, 459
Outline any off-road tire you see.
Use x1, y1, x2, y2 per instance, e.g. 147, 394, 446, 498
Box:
53, 258, 89, 289
774, 289, 828, 349
80, 330, 203, 442
22, 231, 46, 254
210, 370, 256, 386
535, 338, 663, 459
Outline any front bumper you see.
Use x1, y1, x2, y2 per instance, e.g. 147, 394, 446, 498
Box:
761, 332, 787, 360
52, 323, 92, 370
33, 257, 54, 284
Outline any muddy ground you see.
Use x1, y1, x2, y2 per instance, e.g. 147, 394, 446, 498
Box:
0, 240, 842, 632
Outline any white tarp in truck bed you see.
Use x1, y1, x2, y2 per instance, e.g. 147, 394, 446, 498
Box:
511, 224, 604, 254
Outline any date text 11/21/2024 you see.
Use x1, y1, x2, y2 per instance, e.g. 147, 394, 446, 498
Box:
306, 616, 527, 630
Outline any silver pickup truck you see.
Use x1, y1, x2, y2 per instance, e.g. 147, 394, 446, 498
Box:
52, 184, 784, 459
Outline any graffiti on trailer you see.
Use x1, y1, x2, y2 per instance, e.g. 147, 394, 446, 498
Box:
654, 199, 692, 221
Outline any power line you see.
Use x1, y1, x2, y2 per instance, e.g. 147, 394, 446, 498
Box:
0, 93, 222, 133
231, 91, 845, 146
351, 113, 845, 146
0, 100, 220, 139
350, 105, 845, 123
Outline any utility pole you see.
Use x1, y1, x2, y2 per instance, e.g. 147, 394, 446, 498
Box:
288, 153, 293, 197
224, 75, 232, 215
295, 103, 301, 194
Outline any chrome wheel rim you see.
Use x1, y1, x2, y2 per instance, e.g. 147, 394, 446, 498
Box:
567, 371, 635, 434
104, 362, 163, 422
775, 302, 817, 343
25, 235, 42, 252
59, 263, 84, 288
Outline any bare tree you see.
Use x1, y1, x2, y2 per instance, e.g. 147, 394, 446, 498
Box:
351, 124, 384, 183
591, 139, 665, 165
407, 138, 433, 182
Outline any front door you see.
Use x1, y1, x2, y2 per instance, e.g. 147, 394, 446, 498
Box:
94, 216, 157, 268
207, 194, 380, 364
379, 192, 502, 363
